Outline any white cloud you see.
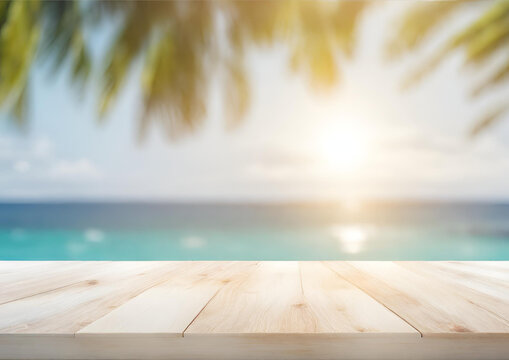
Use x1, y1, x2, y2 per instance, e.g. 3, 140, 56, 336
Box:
13, 160, 31, 173
49, 158, 102, 181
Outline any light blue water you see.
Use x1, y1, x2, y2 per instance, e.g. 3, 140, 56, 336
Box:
1, 202, 509, 260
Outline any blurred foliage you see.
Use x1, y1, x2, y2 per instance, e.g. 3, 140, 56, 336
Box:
0, 1, 41, 124
388, 0, 509, 136
0, 0, 366, 139
3, 0, 508, 139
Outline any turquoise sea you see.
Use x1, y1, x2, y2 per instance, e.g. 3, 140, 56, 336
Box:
1, 202, 509, 260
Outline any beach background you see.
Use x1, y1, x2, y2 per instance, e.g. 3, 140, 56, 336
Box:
2, 1, 509, 261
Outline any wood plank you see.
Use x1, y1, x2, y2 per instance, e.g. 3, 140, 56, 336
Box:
453, 261, 509, 273
0, 261, 508, 360
398, 262, 509, 324
299, 262, 418, 334
399, 261, 509, 302
0, 262, 80, 280
440, 261, 509, 282
0, 261, 113, 305
0, 262, 178, 334
187, 261, 418, 335
325, 261, 509, 334
78, 262, 258, 336
2, 333, 509, 360
0, 261, 52, 275
186, 261, 313, 333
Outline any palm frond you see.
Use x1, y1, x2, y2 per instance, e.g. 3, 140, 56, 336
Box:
470, 102, 509, 136
39, 1, 91, 88
223, 56, 250, 129
139, 2, 213, 140
472, 58, 509, 96
0, 0, 368, 139
465, 18, 509, 64
392, 0, 509, 136
0, 0, 40, 125
386, 1, 464, 59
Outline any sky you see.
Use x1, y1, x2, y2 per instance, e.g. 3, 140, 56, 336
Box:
1, 2, 509, 202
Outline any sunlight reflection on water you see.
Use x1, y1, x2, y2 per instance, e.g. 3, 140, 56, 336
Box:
84, 229, 105, 243
180, 236, 207, 249
2, 203, 509, 260
331, 225, 370, 254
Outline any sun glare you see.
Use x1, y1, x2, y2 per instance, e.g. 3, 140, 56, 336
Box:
318, 123, 370, 174
331, 225, 368, 254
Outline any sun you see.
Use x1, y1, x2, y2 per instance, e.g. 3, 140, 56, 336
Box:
318, 123, 370, 174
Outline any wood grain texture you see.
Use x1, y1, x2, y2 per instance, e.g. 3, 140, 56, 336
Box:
0, 261, 112, 305
186, 261, 313, 333
78, 262, 258, 336
186, 261, 418, 335
0, 262, 178, 334
0, 261, 53, 275
399, 261, 509, 302
1, 333, 509, 360
0, 261, 508, 360
325, 261, 509, 334
299, 262, 417, 334
438, 261, 509, 284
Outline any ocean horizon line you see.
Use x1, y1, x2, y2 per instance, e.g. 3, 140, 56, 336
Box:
2, 198, 509, 206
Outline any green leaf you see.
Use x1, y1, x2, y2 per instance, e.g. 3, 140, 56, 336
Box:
223, 56, 250, 129
0, 0, 40, 124
470, 103, 509, 136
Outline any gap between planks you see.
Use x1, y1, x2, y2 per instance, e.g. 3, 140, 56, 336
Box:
322, 261, 424, 338
180, 262, 261, 337
182, 261, 418, 336
396, 261, 509, 328
12, 261, 496, 338
69, 263, 184, 336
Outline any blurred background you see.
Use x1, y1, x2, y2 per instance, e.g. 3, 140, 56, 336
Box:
1, 0, 509, 260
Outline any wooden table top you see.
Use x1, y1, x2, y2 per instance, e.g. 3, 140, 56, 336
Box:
0, 261, 508, 359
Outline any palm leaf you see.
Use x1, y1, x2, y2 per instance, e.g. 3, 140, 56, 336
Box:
470, 102, 509, 136
223, 56, 250, 129
39, 1, 91, 87
138, 2, 212, 140
0, 0, 368, 139
386, 1, 464, 58
0, 0, 40, 125
392, 0, 509, 136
